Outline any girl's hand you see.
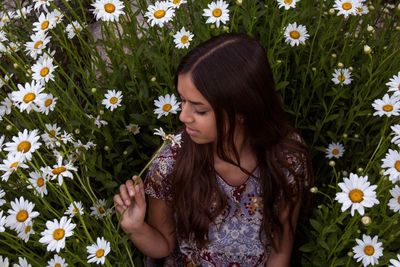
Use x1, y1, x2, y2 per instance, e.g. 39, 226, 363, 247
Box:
113, 175, 146, 234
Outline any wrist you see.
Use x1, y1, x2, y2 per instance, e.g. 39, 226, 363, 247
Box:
125, 221, 146, 235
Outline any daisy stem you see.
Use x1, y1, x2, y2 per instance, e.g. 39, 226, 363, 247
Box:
61, 181, 94, 243
137, 141, 167, 178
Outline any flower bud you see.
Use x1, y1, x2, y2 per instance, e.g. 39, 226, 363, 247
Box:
349, 66, 353, 71
337, 62, 344, 68
329, 160, 336, 167
13, 63, 18, 68
236, 0, 242, 5
342, 133, 348, 138
361, 216, 372, 226
104, 145, 110, 151
6, 125, 12, 131
368, 5, 375, 11
357, 167, 364, 173
342, 171, 348, 177
331, 53, 337, 58
74, 128, 80, 134
354, 134, 359, 138
379, 169, 385, 176
123, 150, 128, 155
347, 252, 354, 257
150, 76, 156, 82
363, 45, 372, 54
310, 187, 318, 193
99, 110, 104, 115
91, 88, 97, 93
329, 8, 335, 15
367, 25, 374, 32
312, 67, 316, 72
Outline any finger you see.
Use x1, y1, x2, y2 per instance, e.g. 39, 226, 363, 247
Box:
113, 194, 124, 207
119, 184, 131, 206
132, 175, 142, 186
134, 184, 146, 209
115, 203, 126, 214
125, 179, 135, 197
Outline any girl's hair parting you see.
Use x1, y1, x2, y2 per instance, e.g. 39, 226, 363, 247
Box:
171, 32, 313, 251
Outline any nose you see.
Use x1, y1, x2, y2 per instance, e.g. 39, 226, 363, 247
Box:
179, 103, 193, 124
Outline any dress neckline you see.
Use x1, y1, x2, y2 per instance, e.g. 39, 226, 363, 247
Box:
215, 165, 259, 187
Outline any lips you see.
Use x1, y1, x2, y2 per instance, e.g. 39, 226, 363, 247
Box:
185, 126, 198, 135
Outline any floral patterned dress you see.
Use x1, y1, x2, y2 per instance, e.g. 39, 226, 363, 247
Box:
144, 142, 306, 267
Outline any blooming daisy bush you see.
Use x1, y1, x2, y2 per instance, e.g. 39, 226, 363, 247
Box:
0, 0, 399, 266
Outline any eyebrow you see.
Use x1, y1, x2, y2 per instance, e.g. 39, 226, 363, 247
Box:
177, 92, 207, 106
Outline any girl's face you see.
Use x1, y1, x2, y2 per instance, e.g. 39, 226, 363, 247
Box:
177, 74, 217, 144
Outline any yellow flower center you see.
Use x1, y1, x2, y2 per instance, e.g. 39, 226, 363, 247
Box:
40, 67, 50, 77
16, 210, 28, 222
290, 30, 300, 39
109, 96, 118, 104
55, 264, 61, 267
73, 207, 78, 214
34, 40, 43, 49
212, 8, 222, 17
162, 104, 172, 112
37, 177, 45, 187
383, 104, 393, 112
181, 35, 189, 44
53, 228, 65, 240
284, 0, 293, 4
332, 148, 339, 155
342, 2, 352, 10
104, 3, 116, 13
349, 189, 364, 203
173, 0, 181, 4
154, 10, 166, 19
356, 7, 363, 13
23, 92, 36, 103
52, 166, 66, 175
49, 130, 56, 138
98, 206, 106, 214
24, 225, 32, 233
363, 245, 375, 256
96, 248, 105, 258
338, 74, 346, 82
17, 141, 31, 153
395, 160, 400, 172
45, 98, 53, 107
41, 20, 49, 30
397, 196, 400, 204
10, 161, 19, 168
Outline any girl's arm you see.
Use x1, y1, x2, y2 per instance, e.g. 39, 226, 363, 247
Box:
265, 197, 302, 267
113, 177, 176, 258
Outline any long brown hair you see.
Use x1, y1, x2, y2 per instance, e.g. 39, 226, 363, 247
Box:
171, 33, 313, 251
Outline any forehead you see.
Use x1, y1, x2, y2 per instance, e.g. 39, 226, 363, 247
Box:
177, 74, 209, 105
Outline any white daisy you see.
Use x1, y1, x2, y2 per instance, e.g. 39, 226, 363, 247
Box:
335, 173, 379, 216
47, 254, 68, 267
39, 216, 76, 253
170, 0, 187, 8
153, 94, 181, 119
60, 131, 74, 144
0, 73, 13, 89
382, 149, 400, 183
0, 152, 29, 182
39, 93, 57, 115
173, 27, 194, 49
41, 124, 62, 149
0, 187, 5, 206
332, 68, 353, 85
31, 57, 57, 84
86, 237, 111, 265
388, 185, 400, 213
101, 89, 123, 111
386, 72, 400, 96
325, 142, 345, 159
145, 1, 175, 27
13, 257, 32, 267
27, 170, 48, 197
3, 129, 42, 161
0, 210, 6, 232
389, 254, 400, 267
372, 94, 400, 117
90, 199, 110, 219
11, 81, 47, 112
203, 0, 230, 28
14, 6, 33, 19
33, 0, 53, 11
33, 12, 56, 33
353, 234, 383, 266
6, 41, 21, 54
87, 114, 108, 128
91, 0, 125, 22
64, 201, 84, 218
126, 123, 140, 135
0, 94, 13, 119
277, 0, 298, 10
355, 3, 369, 15
24, 32, 51, 59
65, 21, 84, 39
41, 156, 77, 185
49, 9, 64, 24
5, 196, 40, 232
391, 124, 400, 146
0, 135, 4, 152
17, 220, 35, 243
284, 22, 309, 47
333, 0, 359, 18
154, 127, 182, 147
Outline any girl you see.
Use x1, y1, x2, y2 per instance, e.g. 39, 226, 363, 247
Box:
113, 33, 313, 266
